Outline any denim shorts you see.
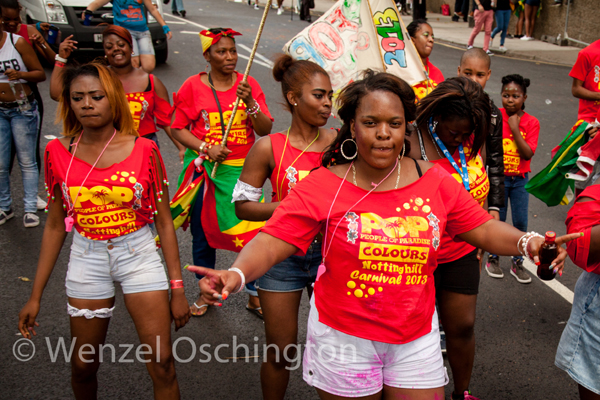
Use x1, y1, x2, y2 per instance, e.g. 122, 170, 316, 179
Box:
128, 29, 155, 56
555, 271, 600, 394
65, 225, 168, 299
303, 296, 448, 396
256, 241, 322, 292
524, 0, 540, 6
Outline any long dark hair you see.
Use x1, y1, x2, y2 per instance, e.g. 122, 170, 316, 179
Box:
416, 77, 491, 159
322, 70, 416, 167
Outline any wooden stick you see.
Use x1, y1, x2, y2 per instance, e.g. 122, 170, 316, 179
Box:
211, 0, 273, 179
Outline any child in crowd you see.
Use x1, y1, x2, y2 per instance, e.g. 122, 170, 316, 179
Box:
487, 74, 540, 283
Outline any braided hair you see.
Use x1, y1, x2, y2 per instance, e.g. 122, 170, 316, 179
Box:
416, 77, 491, 159
321, 70, 416, 167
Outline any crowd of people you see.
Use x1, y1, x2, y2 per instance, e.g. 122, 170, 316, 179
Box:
1, 0, 598, 398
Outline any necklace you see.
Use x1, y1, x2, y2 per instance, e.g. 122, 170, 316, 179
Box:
207, 72, 235, 91
352, 157, 401, 189
63, 129, 118, 232
425, 126, 444, 159
275, 127, 320, 201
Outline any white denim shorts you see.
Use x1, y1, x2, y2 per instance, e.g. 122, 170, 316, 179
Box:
65, 225, 168, 299
303, 296, 448, 397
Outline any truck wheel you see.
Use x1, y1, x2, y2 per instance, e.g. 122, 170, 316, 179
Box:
155, 42, 168, 64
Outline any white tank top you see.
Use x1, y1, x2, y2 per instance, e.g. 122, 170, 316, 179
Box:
0, 33, 28, 84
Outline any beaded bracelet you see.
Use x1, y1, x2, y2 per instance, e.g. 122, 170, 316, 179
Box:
246, 100, 260, 118
228, 267, 246, 294
203, 144, 212, 154
517, 231, 543, 263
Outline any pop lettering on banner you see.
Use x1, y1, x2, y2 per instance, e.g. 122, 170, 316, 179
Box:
283, 0, 425, 96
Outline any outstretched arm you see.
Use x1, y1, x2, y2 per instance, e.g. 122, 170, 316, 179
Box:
188, 233, 298, 303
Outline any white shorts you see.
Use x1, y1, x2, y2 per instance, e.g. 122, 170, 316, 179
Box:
66, 225, 168, 299
303, 297, 448, 397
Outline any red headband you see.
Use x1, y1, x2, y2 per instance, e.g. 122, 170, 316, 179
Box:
199, 28, 242, 54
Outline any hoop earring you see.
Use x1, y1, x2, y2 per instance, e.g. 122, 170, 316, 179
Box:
340, 138, 358, 160
399, 143, 406, 160
431, 120, 438, 133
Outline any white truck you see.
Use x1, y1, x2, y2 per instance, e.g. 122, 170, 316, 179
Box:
19, 0, 169, 63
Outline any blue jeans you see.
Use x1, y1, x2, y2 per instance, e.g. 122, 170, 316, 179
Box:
0, 101, 39, 213
190, 174, 256, 293
491, 9, 511, 45
171, 0, 185, 12
493, 174, 529, 260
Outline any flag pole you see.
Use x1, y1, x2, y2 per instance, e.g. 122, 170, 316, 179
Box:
394, 5, 429, 88
365, 0, 387, 72
211, 0, 272, 179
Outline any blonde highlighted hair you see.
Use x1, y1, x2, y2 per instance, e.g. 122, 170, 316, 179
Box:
57, 62, 136, 137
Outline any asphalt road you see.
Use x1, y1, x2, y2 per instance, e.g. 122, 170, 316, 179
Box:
0, 0, 587, 399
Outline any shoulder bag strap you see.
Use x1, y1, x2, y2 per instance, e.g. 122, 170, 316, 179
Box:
208, 73, 226, 136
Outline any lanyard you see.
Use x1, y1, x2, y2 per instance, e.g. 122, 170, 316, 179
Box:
428, 118, 469, 191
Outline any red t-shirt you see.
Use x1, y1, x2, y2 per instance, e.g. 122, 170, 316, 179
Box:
566, 185, 600, 274
261, 165, 492, 344
126, 74, 172, 137
269, 132, 323, 202
569, 40, 600, 122
171, 72, 273, 160
501, 109, 540, 176
412, 59, 444, 101
44, 138, 167, 240
433, 144, 489, 263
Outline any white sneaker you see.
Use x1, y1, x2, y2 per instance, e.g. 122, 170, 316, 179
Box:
36, 195, 47, 210
254, 3, 259, 9
467, 45, 474, 50
521, 36, 534, 41
486, 49, 494, 56
23, 213, 40, 228
277, 5, 284, 14
499, 45, 507, 52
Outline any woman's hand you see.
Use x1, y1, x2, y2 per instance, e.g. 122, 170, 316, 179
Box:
166, 31, 173, 40
236, 81, 254, 108
18, 300, 41, 339
206, 143, 232, 163
58, 35, 78, 59
4, 69, 21, 81
178, 146, 186, 164
527, 232, 583, 275
29, 33, 46, 49
36, 22, 51, 33
169, 289, 190, 331
187, 266, 242, 304
478, 3, 484, 11
588, 126, 598, 139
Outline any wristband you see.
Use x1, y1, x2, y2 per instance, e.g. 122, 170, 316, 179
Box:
84, 9, 94, 15
55, 61, 66, 68
228, 267, 246, 294
170, 279, 184, 289
55, 54, 68, 63
162, 25, 171, 34
36, 22, 42, 32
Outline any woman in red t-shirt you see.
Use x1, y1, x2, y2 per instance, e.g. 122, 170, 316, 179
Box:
233, 55, 335, 398
408, 77, 493, 400
407, 19, 444, 101
488, 74, 539, 283
189, 71, 577, 399
171, 28, 273, 317
18, 63, 189, 399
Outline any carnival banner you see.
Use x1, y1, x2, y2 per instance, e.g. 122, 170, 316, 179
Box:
283, 0, 425, 93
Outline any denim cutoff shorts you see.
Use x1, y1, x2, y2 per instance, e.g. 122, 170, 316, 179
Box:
128, 29, 155, 56
66, 225, 168, 299
256, 241, 322, 292
555, 270, 600, 394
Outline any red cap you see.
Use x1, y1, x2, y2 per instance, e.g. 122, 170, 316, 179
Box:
545, 231, 556, 242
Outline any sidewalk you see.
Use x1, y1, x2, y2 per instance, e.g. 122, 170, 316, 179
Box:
239, 0, 581, 66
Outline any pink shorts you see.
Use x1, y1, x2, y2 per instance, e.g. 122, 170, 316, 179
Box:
303, 297, 448, 397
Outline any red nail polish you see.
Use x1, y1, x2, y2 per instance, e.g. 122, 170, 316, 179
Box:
222, 293, 228, 300
216, 303, 222, 307
535, 261, 541, 266
559, 270, 563, 277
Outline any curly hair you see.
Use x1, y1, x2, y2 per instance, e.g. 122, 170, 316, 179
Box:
416, 77, 491, 159
321, 70, 416, 167
57, 63, 136, 137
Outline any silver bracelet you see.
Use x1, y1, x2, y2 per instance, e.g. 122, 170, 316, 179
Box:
228, 267, 246, 294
